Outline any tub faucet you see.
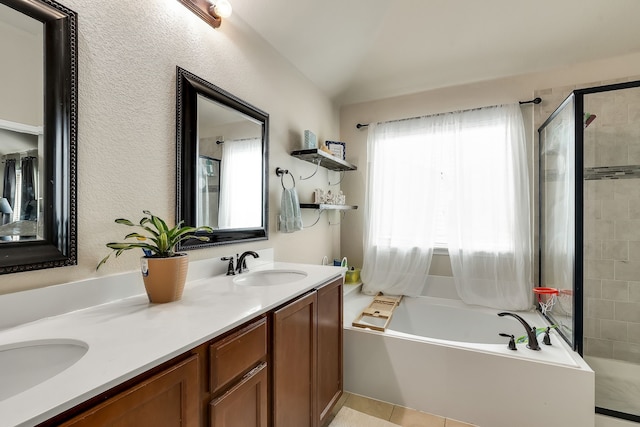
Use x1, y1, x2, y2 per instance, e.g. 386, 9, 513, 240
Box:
236, 251, 259, 274
497, 312, 541, 351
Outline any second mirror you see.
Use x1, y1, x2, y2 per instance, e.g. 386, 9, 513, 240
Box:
176, 67, 269, 249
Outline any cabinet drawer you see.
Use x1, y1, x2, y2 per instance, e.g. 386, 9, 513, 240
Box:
210, 317, 267, 394
210, 363, 268, 427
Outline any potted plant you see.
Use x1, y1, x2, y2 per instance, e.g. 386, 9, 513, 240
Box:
97, 210, 213, 303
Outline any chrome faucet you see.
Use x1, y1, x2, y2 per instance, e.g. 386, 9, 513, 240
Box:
497, 312, 541, 351
236, 251, 259, 274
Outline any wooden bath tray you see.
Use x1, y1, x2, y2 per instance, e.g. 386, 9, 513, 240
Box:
352, 293, 403, 332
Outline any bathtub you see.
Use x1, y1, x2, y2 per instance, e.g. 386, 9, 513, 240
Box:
344, 290, 594, 427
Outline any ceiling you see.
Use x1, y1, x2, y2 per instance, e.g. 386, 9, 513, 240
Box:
230, 0, 640, 106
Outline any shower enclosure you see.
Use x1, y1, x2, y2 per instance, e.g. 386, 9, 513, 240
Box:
539, 80, 640, 423
197, 155, 220, 228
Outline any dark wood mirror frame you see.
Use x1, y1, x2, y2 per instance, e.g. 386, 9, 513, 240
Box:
176, 66, 269, 249
0, 0, 77, 274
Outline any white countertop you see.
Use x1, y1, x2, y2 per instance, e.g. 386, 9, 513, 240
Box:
0, 261, 344, 427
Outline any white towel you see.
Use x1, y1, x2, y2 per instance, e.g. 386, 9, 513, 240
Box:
279, 187, 303, 233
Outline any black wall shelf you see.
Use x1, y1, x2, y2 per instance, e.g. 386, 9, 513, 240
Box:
291, 149, 357, 171
300, 204, 358, 211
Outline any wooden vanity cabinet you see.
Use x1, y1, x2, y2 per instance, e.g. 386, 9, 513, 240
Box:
273, 290, 318, 427
208, 317, 268, 427
316, 278, 343, 426
210, 362, 268, 427
40, 276, 342, 427
58, 355, 200, 427
272, 277, 343, 427
48, 317, 268, 427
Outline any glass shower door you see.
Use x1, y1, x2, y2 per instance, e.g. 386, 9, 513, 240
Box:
539, 94, 577, 349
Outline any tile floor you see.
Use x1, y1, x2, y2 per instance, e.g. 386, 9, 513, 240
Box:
327, 392, 479, 427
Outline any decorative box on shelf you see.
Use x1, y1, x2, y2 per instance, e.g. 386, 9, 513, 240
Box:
303, 130, 317, 149
314, 189, 346, 205
325, 141, 346, 160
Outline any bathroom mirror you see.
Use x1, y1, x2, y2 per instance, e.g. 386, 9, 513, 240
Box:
176, 67, 268, 249
0, 0, 77, 274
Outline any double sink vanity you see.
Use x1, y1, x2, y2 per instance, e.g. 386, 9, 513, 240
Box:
0, 254, 344, 427
0, 1, 343, 426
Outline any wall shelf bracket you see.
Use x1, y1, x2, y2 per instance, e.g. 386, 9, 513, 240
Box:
303, 209, 324, 228
329, 170, 345, 186
300, 204, 358, 228
299, 158, 321, 180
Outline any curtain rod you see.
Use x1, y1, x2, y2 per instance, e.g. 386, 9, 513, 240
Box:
355, 97, 542, 129
215, 136, 261, 144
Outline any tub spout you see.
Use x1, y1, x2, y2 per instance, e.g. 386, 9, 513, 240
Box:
497, 312, 540, 351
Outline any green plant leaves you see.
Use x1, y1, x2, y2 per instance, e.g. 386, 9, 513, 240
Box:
96, 211, 214, 270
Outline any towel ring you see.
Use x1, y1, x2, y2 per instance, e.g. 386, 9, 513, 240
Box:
275, 167, 296, 190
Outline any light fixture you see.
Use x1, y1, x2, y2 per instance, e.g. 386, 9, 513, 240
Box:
177, 0, 232, 29
207, 0, 232, 28
210, 0, 232, 19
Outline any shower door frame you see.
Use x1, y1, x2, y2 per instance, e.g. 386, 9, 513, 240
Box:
539, 79, 640, 424
538, 92, 583, 355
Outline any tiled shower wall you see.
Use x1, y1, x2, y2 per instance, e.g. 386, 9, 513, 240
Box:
535, 80, 640, 363
583, 85, 640, 363
584, 178, 640, 362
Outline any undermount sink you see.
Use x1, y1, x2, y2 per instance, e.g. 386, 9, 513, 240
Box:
233, 269, 308, 286
0, 339, 88, 401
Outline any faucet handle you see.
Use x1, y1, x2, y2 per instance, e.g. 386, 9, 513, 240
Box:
499, 333, 517, 351
221, 256, 235, 276
543, 327, 552, 346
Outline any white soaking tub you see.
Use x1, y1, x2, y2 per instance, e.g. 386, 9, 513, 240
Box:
344, 291, 594, 427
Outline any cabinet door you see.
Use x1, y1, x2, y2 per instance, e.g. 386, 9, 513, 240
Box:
61, 355, 199, 427
210, 363, 268, 427
317, 278, 343, 426
272, 290, 318, 427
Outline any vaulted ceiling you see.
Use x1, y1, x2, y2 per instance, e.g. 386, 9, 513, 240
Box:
231, 0, 640, 106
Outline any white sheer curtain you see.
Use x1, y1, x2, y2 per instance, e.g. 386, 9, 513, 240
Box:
361, 120, 443, 297
447, 104, 532, 310
361, 104, 532, 309
218, 138, 262, 228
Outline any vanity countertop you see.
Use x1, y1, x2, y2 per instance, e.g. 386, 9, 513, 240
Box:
0, 261, 344, 427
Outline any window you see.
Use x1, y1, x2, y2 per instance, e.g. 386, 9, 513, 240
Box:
368, 115, 516, 251
12, 168, 22, 223
362, 104, 532, 306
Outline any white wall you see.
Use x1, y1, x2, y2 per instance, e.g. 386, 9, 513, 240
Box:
2, 0, 341, 294
339, 52, 640, 273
